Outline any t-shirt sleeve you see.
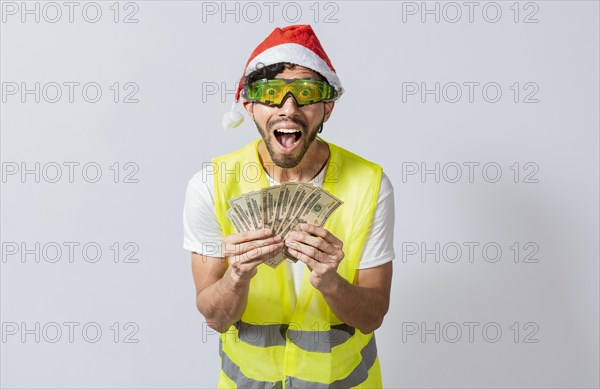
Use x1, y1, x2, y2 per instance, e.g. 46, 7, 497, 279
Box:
357, 171, 396, 269
182, 169, 225, 257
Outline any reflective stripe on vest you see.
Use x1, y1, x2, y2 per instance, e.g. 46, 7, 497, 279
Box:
213, 137, 383, 388
220, 336, 378, 388
219, 340, 283, 388
286, 335, 378, 388
234, 321, 287, 348
235, 320, 355, 352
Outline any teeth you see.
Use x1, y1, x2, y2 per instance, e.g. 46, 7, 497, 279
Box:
275, 129, 300, 134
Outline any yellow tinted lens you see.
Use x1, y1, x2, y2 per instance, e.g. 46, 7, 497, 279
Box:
248, 81, 286, 105
290, 80, 324, 105
246, 79, 331, 106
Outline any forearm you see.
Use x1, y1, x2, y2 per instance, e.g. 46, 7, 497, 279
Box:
197, 266, 251, 333
319, 274, 388, 334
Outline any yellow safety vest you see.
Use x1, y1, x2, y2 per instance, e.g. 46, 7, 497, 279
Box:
212, 136, 383, 388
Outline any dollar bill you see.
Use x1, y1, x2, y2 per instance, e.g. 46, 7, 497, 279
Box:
226, 208, 244, 233
294, 189, 342, 228
278, 188, 341, 263
280, 184, 314, 235
227, 198, 253, 231
278, 184, 318, 240
270, 185, 286, 234
262, 185, 281, 232
264, 251, 287, 268
225, 183, 342, 268
272, 183, 296, 234
244, 191, 263, 230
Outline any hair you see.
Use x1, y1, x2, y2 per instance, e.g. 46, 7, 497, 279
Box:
245, 62, 329, 87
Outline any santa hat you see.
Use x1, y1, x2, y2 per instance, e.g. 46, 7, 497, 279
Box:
222, 24, 343, 129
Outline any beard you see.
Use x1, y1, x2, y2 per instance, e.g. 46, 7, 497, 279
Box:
255, 115, 324, 169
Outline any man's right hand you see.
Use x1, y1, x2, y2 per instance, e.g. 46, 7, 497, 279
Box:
224, 229, 285, 282
191, 228, 284, 332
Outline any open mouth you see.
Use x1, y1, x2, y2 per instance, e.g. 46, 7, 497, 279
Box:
274, 129, 302, 152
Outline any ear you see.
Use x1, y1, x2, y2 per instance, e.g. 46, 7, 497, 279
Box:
242, 101, 254, 120
323, 101, 335, 123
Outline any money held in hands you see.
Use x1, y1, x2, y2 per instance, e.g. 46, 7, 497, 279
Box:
226, 183, 343, 268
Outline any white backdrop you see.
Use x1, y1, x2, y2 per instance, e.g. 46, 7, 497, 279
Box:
1, 1, 599, 388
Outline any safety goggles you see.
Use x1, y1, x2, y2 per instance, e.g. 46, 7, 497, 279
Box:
242, 78, 336, 107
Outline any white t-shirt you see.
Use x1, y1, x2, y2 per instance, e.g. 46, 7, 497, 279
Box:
183, 162, 395, 299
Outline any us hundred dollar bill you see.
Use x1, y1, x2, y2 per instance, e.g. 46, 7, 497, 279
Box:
272, 183, 295, 234
294, 190, 342, 229
226, 183, 342, 268
226, 208, 245, 233
262, 185, 280, 232
244, 191, 263, 230
227, 198, 253, 231
278, 189, 342, 264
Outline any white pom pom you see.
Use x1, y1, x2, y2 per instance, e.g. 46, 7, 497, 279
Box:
222, 110, 244, 129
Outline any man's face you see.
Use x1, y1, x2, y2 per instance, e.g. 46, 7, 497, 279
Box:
243, 66, 335, 168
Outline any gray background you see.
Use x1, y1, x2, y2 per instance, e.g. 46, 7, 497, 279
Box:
1, 1, 599, 387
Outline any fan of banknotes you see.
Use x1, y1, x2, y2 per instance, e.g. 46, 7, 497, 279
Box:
226, 183, 343, 268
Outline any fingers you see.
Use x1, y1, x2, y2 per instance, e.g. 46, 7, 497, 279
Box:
224, 229, 282, 257
285, 239, 342, 264
223, 229, 285, 281
286, 246, 317, 269
298, 224, 343, 249
285, 226, 345, 293
285, 227, 344, 262
229, 241, 285, 280
224, 228, 276, 245
235, 241, 285, 263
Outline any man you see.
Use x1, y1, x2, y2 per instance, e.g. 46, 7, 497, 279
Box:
183, 25, 395, 388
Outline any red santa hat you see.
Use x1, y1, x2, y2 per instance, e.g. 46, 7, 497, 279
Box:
223, 24, 343, 129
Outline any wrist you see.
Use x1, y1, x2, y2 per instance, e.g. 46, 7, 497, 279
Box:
227, 265, 255, 286
319, 273, 346, 297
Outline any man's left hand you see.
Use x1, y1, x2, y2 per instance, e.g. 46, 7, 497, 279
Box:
283, 224, 344, 293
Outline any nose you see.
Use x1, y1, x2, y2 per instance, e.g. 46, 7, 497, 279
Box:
277, 93, 300, 115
